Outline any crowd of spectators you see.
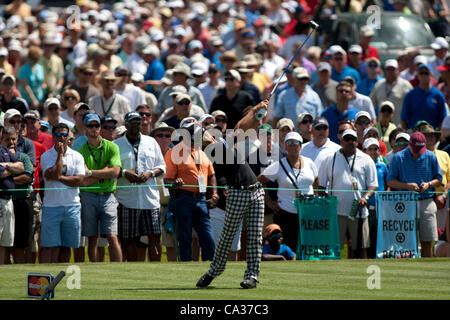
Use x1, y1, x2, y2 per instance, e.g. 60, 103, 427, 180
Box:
0, 0, 449, 264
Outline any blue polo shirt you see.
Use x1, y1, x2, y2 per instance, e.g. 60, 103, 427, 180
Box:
331, 66, 361, 86
321, 104, 360, 144
369, 160, 388, 206
387, 148, 443, 199
144, 59, 165, 81
401, 86, 447, 129
274, 86, 323, 125
357, 75, 383, 96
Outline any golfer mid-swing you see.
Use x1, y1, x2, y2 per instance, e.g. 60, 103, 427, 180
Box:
196, 99, 269, 289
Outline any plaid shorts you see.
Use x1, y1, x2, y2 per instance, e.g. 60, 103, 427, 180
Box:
118, 203, 161, 239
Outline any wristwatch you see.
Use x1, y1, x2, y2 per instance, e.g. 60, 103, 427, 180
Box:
363, 194, 370, 201
5, 162, 10, 171
150, 170, 155, 178
87, 170, 93, 177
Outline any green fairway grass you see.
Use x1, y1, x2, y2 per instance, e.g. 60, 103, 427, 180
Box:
1, 259, 449, 300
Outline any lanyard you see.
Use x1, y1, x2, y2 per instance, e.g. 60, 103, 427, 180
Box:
191, 149, 201, 171
101, 95, 116, 117
341, 149, 356, 175
87, 139, 104, 167
286, 157, 302, 181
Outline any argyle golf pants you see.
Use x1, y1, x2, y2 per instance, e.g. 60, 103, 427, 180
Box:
207, 187, 265, 280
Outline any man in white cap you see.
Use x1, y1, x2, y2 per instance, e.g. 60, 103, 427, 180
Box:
359, 25, 379, 61
409, 55, 440, 88
43, 97, 74, 131
318, 128, 378, 259
362, 137, 388, 258
0, 74, 28, 115
370, 59, 413, 126
164, 93, 194, 129
142, 44, 165, 91
330, 45, 361, 85
428, 37, 449, 81
198, 64, 223, 110
348, 44, 367, 79
3, 108, 36, 167
273, 67, 323, 129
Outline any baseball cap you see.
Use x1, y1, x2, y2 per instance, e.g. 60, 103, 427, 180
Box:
172, 63, 191, 77
4, 108, 22, 121
312, 118, 329, 128
409, 132, 427, 154
437, 62, 450, 72
225, 69, 241, 82
395, 132, 410, 142
175, 93, 192, 104
169, 85, 188, 97
293, 67, 310, 80
101, 116, 118, 124
342, 129, 357, 139
414, 55, 428, 65
211, 110, 227, 119
24, 110, 40, 120
360, 25, 374, 37
83, 113, 101, 125
180, 117, 197, 128
297, 112, 313, 123
317, 62, 332, 72
349, 44, 362, 54
124, 111, 141, 123
384, 59, 399, 69
264, 223, 282, 238
276, 118, 295, 130
418, 63, 432, 72
40, 120, 50, 130
1, 74, 15, 83
380, 100, 395, 112
355, 111, 372, 122
363, 126, 379, 138
284, 131, 303, 144
430, 37, 449, 50
44, 97, 61, 109
363, 137, 380, 150
73, 102, 90, 114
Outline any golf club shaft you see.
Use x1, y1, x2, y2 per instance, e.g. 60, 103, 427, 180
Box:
268, 21, 319, 101
40, 271, 66, 300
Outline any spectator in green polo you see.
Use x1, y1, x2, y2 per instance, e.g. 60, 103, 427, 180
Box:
78, 113, 123, 263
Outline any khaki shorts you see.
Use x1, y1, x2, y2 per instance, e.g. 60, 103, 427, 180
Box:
338, 215, 370, 250
0, 198, 15, 247
417, 198, 438, 242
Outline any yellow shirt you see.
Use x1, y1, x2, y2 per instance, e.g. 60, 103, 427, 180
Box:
39, 54, 64, 92
433, 149, 450, 194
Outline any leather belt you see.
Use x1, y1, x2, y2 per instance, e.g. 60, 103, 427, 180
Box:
229, 182, 262, 191
178, 189, 206, 198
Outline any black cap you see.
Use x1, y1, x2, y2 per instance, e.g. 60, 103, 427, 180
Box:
101, 116, 118, 124
124, 111, 141, 123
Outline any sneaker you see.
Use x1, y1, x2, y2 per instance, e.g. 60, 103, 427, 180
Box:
196, 273, 214, 288
240, 278, 258, 289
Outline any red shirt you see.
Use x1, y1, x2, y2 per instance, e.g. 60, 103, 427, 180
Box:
31, 140, 47, 191
37, 131, 54, 150
409, 77, 438, 88
361, 46, 379, 61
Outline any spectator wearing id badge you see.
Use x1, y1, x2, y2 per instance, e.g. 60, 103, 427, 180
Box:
164, 121, 217, 262
258, 132, 319, 253
115, 112, 166, 262
78, 113, 123, 262
318, 129, 378, 259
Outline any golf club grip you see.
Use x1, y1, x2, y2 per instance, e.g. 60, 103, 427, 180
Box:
40, 271, 66, 300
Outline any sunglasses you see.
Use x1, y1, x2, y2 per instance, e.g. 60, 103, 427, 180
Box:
65, 96, 77, 101
177, 100, 190, 106
155, 133, 172, 138
215, 118, 227, 123
55, 132, 69, 138
334, 57, 344, 61
102, 125, 116, 130
419, 72, 430, 75
139, 112, 151, 118
285, 140, 301, 146
356, 120, 371, 126
87, 123, 101, 129
368, 63, 379, 68
300, 119, 313, 124
116, 73, 128, 77
343, 136, 357, 142
380, 108, 393, 113
224, 77, 235, 82
338, 89, 350, 94
8, 119, 22, 124
315, 125, 328, 131
48, 107, 59, 111
82, 72, 94, 76
396, 141, 409, 147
